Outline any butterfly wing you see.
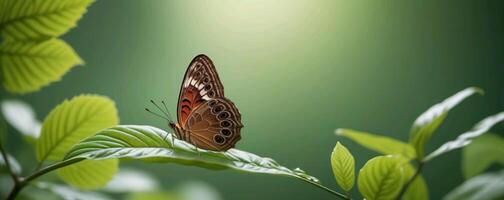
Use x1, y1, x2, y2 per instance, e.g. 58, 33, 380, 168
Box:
177, 54, 225, 127
176, 54, 243, 151
184, 98, 243, 151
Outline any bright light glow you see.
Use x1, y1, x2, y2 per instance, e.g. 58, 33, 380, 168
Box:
1, 100, 41, 138
104, 168, 159, 192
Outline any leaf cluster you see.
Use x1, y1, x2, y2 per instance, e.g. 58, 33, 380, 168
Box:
0, 0, 93, 94
330, 87, 504, 200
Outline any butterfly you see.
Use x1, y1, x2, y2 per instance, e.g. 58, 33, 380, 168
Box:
147, 54, 243, 151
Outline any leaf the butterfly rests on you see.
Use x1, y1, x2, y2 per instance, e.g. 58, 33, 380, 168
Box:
63, 125, 321, 188
170, 55, 243, 151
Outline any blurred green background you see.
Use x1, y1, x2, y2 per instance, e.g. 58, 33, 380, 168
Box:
3, 0, 504, 199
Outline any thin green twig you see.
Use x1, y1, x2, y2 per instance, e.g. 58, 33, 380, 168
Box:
299, 177, 351, 200
0, 141, 18, 184
6, 158, 84, 200
395, 161, 425, 200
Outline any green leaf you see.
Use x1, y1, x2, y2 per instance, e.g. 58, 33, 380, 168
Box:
0, 0, 95, 41
35, 95, 118, 189
128, 192, 180, 200
358, 155, 404, 200
424, 112, 504, 162
57, 159, 118, 189
63, 125, 321, 186
330, 142, 355, 191
402, 163, 429, 200
0, 39, 83, 94
336, 129, 416, 159
409, 87, 483, 160
35, 182, 112, 200
36, 94, 118, 162
444, 170, 504, 200
462, 133, 504, 179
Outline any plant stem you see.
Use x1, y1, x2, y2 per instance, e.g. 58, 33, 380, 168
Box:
0, 141, 19, 184
344, 191, 351, 200
299, 178, 351, 200
6, 182, 23, 200
25, 158, 83, 183
395, 161, 425, 200
5, 158, 83, 200
0, 140, 22, 200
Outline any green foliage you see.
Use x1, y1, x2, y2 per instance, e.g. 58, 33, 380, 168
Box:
463, 133, 504, 179
331, 142, 355, 191
336, 129, 416, 160
128, 192, 179, 200
424, 112, 504, 162
0, 0, 122, 197
409, 87, 483, 160
444, 170, 504, 200
36, 95, 119, 162
358, 155, 404, 200
334, 129, 428, 199
0, 0, 95, 41
333, 87, 504, 200
336, 88, 501, 164
0, 39, 82, 94
57, 159, 118, 189
34, 95, 119, 189
0, 0, 93, 94
410, 87, 483, 160
403, 163, 428, 200
63, 125, 321, 184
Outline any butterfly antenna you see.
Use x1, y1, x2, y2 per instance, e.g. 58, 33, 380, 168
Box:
145, 108, 170, 121
161, 100, 173, 119
150, 100, 171, 118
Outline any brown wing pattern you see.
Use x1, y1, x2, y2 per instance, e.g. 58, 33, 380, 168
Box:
183, 98, 243, 151
177, 55, 225, 127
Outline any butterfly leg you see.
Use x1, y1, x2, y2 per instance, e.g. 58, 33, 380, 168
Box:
166, 133, 177, 151
187, 134, 201, 156
163, 132, 169, 142
172, 134, 177, 150
194, 146, 201, 156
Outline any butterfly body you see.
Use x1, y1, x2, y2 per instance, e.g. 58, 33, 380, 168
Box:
170, 55, 243, 151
